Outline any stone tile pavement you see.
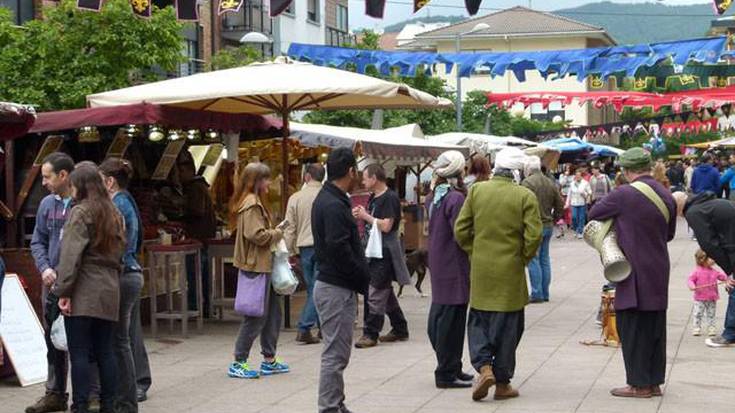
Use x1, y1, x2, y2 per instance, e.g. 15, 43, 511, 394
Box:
3, 221, 734, 412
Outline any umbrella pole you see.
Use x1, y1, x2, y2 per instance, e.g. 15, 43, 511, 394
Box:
281, 110, 289, 219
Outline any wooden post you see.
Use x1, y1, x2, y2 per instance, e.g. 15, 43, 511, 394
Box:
4, 140, 16, 247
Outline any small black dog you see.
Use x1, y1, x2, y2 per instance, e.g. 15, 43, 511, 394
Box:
398, 249, 429, 297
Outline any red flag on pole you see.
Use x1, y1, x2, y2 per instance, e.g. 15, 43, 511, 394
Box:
130, 0, 152, 18
175, 0, 198, 21
465, 0, 482, 16
414, 0, 430, 13
713, 0, 734, 15
366, 0, 386, 18
270, 0, 294, 17
77, 0, 103, 11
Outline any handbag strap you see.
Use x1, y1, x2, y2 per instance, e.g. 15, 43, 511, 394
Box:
630, 181, 670, 223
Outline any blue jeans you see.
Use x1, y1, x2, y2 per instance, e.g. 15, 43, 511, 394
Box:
723, 289, 735, 341
528, 226, 553, 301
572, 205, 587, 235
297, 247, 320, 333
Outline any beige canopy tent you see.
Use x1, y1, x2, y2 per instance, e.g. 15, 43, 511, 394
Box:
87, 57, 452, 209
428, 132, 538, 155
687, 137, 735, 149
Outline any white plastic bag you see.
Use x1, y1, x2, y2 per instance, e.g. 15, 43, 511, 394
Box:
50, 316, 68, 351
365, 224, 383, 259
271, 239, 299, 295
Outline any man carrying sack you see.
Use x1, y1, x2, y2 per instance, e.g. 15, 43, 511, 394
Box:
589, 147, 676, 398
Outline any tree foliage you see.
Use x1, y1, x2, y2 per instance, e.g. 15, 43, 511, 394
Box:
0, 0, 184, 111
209, 45, 263, 71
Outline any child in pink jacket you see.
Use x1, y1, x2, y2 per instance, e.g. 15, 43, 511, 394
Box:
688, 250, 728, 337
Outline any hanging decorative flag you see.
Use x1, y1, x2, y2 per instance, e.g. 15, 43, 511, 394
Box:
465, 0, 483, 16
713, 0, 733, 15
414, 0, 430, 13
130, 0, 151, 18
366, 0, 387, 18
77, 0, 103, 11
271, 0, 294, 17
176, 0, 198, 21
219, 0, 244, 14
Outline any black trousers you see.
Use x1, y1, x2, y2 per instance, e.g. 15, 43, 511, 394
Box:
65, 316, 118, 411
427, 303, 468, 383
616, 309, 667, 387
467, 308, 524, 384
363, 257, 408, 340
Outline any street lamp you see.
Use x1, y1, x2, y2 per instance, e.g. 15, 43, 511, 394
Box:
239, 31, 273, 44
455, 23, 490, 132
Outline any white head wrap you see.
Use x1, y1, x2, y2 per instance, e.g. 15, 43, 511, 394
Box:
434, 150, 466, 178
524, 155, 542, 177
494, 147, 527, 171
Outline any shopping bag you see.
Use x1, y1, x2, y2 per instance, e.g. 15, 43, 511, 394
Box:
271, 240, 299, 296
365, 224, 383, 259
50, 316, 68, 351
234, 270, 267, 317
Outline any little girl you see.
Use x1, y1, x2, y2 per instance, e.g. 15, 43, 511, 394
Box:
688, 250, 728, 337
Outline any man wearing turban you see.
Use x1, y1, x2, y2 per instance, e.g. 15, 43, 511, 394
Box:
454, 147, 543, 402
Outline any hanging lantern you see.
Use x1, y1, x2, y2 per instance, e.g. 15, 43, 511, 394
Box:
148, 125, 166, 142
187, 129, 201, 141
126, 124, 140, 137
205, 129, 220, 142
168, 129, 183, 141
78, 126, 101, 143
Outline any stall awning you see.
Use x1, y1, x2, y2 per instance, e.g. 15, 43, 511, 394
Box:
289, 122, 469, 163
28, 103, 282, 134
1, 102, 36, 141
486, 85, 735, 112
428, 132, 538, 155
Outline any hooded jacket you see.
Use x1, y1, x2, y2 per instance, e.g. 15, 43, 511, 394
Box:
684, 191, 735, 275
691, 163, 721, 195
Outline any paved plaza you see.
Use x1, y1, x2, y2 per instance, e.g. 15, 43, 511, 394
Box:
3, 221, 734, 413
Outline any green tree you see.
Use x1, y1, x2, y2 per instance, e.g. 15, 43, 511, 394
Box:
0, 0, 184, 110
209, 45, 263, 71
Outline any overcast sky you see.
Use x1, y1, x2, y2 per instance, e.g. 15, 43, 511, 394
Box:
350, 0, 713, 31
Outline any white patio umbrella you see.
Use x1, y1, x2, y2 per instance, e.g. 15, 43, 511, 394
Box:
87, 57, 452, 209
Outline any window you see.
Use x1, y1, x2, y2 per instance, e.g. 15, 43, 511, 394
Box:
530, 101, 565, 122
336, 4, 348, 32
0, 0, 34, 25
307, 0, 319, 23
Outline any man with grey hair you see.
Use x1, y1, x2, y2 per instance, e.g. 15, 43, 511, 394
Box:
522, 156, 564, 303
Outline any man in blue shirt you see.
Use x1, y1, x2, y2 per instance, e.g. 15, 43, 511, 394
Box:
691, 154, 721, 195
27, 152, 74, 413
720, 154, 735, 201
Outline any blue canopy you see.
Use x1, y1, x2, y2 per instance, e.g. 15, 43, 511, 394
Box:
541, 137, 594, 153
288, 37, 727, 82
590, 144, 624, 157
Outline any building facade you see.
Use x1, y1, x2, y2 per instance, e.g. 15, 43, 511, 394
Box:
405, 7, 617, 127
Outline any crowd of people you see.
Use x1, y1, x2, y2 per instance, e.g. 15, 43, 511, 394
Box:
16, 142, 735, 413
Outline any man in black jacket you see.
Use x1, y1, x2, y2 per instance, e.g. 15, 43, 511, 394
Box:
312, 147, 370, 413
684, 191, 735, 348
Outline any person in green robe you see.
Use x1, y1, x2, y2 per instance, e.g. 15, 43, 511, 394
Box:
454, 147, 543, 403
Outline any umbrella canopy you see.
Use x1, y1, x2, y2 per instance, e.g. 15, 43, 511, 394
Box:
87, 58, 453, 113
290, 122, 468, 164
0, 102, 36, 141
428, 132, 537, 155
590, 144, 624, 157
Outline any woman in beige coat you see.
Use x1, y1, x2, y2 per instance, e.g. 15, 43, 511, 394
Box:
53, 165, 125, 413
227, 162, 290, 379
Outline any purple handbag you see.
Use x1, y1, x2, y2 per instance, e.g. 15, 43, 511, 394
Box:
234, 270, 267, 317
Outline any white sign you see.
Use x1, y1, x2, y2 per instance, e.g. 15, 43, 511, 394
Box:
0, 274, 48, 386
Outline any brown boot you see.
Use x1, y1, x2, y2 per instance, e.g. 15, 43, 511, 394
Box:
472, 365, 496, 401
610, 385, 652, 398
494, 383, 520, 400
296, 330, 321, 345
378, 330, 409, 343
25, 393, 68, 413
651, 385, 663, 397
354, 336, 378, 349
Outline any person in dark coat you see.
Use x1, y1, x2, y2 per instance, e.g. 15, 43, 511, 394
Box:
425, 151, 473, 389
589, 147, 676, 399
683, 191, 735, 348
691, 154, 721, 195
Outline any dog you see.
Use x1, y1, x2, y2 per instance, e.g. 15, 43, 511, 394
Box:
398, 249, 429, 297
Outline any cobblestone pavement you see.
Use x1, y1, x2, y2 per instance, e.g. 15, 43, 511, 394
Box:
3, 221, 734, 412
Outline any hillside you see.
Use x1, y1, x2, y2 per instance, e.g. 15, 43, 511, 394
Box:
377, 1, 735, 45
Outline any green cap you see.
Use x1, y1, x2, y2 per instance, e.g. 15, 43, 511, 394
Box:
619, 147, 652, 170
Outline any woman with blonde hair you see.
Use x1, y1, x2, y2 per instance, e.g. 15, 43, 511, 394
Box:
227, 162, 290, 379
653, 160, 671, 190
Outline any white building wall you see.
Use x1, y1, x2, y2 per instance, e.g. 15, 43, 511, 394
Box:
275, 0, 326, 54
433, 36, 597, 126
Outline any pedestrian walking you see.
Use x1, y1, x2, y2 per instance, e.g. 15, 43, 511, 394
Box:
227, 163, 290, 379
589, 165, 613, 205
687, 249, 728, 337
666, 161, 685, 192
27, 152, 75, 413
522, 156, 564, 303
566, 170, 591, 238
284, 163, 325, 345
683, 191, 735, 348
719, 154, 735, 201
425, 150, 473, 389
691, 154, 721, 195
589, 147, 676, 399
53, 165, 126, 413
312, 147, 370, 413
353, 164, 411, 349
99, 158, 148, 412
454, 147, 543, 402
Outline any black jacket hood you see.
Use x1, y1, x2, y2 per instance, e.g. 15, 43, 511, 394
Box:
684, 191, 717, 215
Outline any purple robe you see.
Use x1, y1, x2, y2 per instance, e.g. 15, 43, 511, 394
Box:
426, 190, 470, 305
588, 176, 676, 311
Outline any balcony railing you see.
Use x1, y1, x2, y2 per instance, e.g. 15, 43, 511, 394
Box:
327, 27, 355, 47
